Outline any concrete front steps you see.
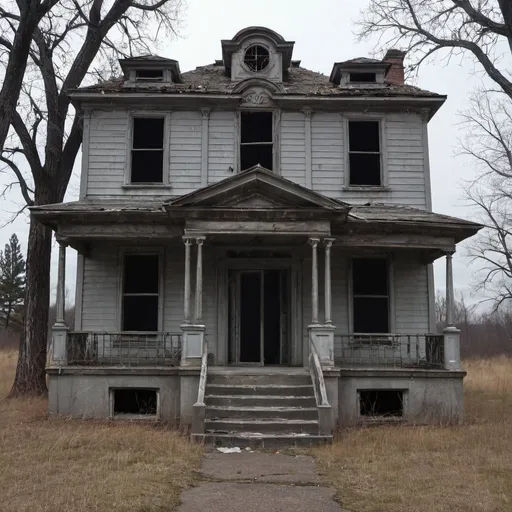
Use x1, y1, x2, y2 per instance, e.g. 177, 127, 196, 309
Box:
192, 369, 333, 448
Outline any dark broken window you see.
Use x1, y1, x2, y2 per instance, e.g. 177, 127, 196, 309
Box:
135, 69, 164, 81
240, 111, 273, 170
359, 390, 403, 417
352, 258, 389, 333
349, 72, 376, 83
348, 120, 381, 186
244, 45, 270, 71
131, 117, 164, 183
122, 254, 159, 331
113, 389, 158, 416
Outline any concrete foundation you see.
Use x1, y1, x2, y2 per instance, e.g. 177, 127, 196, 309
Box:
47, 367, 466, 429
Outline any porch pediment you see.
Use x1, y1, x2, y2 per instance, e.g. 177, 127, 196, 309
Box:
166, 165, 350, 212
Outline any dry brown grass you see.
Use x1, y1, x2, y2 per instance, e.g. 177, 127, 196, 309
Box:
0, 350, 202, 512
313, 356, 512, 512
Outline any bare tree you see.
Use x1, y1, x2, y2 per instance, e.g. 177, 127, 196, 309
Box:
460, 91, 512, 310
357, 0, 512, 96
0, 0, 184, 396
0, 0, 61, 153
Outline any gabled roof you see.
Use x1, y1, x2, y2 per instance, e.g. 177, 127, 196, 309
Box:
167, 165, 350, 211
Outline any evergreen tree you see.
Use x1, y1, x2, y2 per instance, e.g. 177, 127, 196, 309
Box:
0, 234, 26, 329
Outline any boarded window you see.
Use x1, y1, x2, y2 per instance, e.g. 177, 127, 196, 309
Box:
131, 117, 164, 183
359, 390, 403, 417
352, 258, 389, 333
113, 389, 158, 416
348, 121, 381, 186
122, 254, 159, 331
240, 112, 273, 170
349, 72, 376, 83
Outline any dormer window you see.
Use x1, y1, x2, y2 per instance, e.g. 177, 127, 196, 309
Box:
244, 45, 270, 72
135, 69, 164, 81
349, 72, 376, 83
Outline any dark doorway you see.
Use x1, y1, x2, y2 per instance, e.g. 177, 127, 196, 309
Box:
264, 270, 281, 365
230, 269, 289, 365
239, 272, 262, 363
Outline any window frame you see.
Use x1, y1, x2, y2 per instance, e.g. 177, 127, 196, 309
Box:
236, 109, 279, 173
348, 255, 395, 336
343, 115, 388, 190
118, 247, 165, 333
125, 111, 171, 188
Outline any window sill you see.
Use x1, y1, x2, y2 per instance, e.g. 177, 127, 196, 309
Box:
342, 186, 391, 192
122, 184, 172, 190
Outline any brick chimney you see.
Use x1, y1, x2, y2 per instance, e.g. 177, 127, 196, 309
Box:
383, 49, 406, 85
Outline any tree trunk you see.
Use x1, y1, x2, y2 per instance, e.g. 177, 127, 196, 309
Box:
8, 187, 56, 397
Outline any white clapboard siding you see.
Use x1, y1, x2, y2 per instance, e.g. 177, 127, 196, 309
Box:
393, 253, 429, 333
169, 111, 202, 195
280, 112, 306, 185
208, 111, 236, 184
340, 113, 427, 208
81, 245, 119, 331
87, 110, 128, 196
80, 244, 219, 354
311, 113, 344, 194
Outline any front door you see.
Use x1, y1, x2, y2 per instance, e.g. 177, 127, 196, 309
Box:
229, 269, 289, 365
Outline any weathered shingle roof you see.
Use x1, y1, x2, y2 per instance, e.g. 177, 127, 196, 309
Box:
349, 203, 480, 228
74, 63, 443, 98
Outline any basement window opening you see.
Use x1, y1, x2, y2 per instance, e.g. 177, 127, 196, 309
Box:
359, 390, 404, 417
244, 45, 270, 72
135, 69, 164, 81
348, 120, 381, 186
131, 117, 164, 183
240, 111, 273, 170
349, 72, 376, 83
122, 254, 160, 331
113, 389, 158, 416
352, 258, 389, 334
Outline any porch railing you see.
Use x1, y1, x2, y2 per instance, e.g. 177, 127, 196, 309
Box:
67, 332, 182, 366
334, 333, 444, 369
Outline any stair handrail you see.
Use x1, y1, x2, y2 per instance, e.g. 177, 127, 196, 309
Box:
194, 341, 208, 407
309, 341, 330, 408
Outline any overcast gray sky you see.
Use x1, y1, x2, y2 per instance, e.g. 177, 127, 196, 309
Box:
0, 0, 496, 306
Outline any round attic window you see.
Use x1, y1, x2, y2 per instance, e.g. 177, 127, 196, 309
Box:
244, 45, 270, 72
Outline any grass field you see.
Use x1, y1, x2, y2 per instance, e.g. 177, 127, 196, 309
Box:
1, 351, 511, 512
313, 357, 512, 512
0, 351, 202, 512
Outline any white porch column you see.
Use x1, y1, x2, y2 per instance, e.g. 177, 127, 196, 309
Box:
181, 236, 205, 367
324, 238, 335, 324
309, 238, 320, 324
52, 240, 68, 365
445, 251, 455, 327
194, 236, 205, 323
443, 251, 461, 370
183, 236, 193, 324
308, 237, 335, 368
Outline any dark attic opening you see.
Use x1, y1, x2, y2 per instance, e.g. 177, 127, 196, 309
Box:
240, 111, 273, 170
113, 389, 158, 416
349, 72, 376, 83
359, 390, 404, 417
136, 69, 164, 81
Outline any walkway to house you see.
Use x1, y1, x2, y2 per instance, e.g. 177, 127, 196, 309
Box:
177, 450, 346, 512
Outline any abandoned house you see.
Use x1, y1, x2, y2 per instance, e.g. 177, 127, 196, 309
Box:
33, 26, 482, 445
